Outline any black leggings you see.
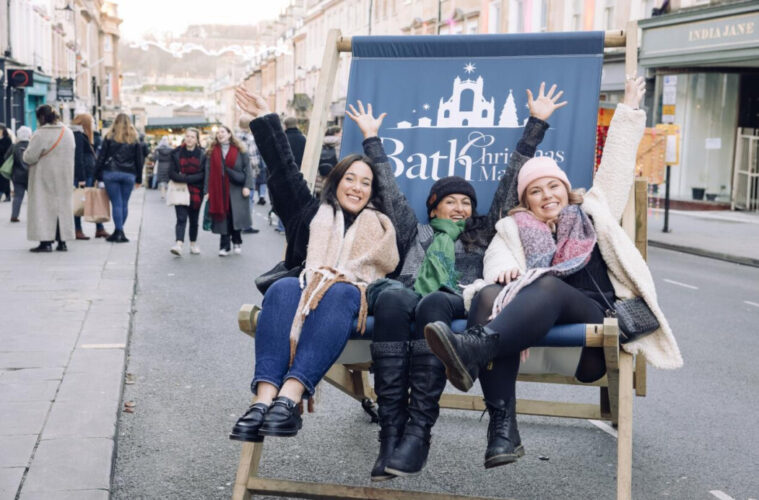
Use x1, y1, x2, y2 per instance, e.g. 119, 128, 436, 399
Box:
175, 205, 201, 242
373, 287, 466, 342
468, 276, 607, 403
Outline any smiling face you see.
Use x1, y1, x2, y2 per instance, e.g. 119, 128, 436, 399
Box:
524, 176, 569, 222
336, 161, 373, 214
184, 130, 198, 149
430, 194, 472, 222
216, 127, 231, 144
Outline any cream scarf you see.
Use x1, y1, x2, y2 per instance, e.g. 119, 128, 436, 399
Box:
288, 203, 399, 363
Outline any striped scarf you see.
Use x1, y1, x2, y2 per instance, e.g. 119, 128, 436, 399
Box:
492, 205, 597, 316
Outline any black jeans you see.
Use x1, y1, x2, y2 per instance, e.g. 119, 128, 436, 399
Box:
373, 287, 466, 342
175, 205, 201, 242
219, 211, 242, 250
468, 276, 607, 403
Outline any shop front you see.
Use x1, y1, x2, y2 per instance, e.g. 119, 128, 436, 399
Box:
639, 1, 759, 210
23, 72, 52, 131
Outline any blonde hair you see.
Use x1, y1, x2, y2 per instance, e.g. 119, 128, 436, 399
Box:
106, 113, 138, 144
508, 189, 585, 232
208, 125, 246, 153
71, 113, 94, 144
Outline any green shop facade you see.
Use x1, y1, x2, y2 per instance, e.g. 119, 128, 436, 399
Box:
639, 0, 759, 210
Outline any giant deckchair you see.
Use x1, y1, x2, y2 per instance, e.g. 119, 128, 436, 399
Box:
233, 23, 647, 500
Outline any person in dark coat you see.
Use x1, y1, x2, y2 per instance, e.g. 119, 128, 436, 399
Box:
9, 126, 31, 222
169, 128, 206, 256
203, 125, 254, 256
71, 113, 107, 239
94, 113, 144, 243
151, 137, 173, 197
283, 117, 306, 167
0, 123, 12, 202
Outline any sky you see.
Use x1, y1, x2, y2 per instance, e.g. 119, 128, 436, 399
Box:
116, 0, 293, 41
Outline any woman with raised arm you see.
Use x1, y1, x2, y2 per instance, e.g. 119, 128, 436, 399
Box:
424, 77, 682, 469
346, 83, 566, 481
229, 87, 399, 442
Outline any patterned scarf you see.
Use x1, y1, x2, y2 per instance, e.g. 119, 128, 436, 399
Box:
413, 218, 466, 296
492, 205, 597, 316
208, 144, 238, 221
178, 147, 203, 209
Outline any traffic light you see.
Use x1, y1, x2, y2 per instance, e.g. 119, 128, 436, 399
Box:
7, 69, 34, 88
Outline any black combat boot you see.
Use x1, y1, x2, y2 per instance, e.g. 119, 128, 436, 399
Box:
369, 342, 409, 482
424, 322, 499, 392
484, 397, 524, 468
383, 339, 447, 477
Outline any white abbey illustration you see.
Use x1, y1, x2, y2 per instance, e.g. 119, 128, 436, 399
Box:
394, 62, 525, 129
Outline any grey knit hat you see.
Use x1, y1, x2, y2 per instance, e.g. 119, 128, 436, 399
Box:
426, 176, 477, 217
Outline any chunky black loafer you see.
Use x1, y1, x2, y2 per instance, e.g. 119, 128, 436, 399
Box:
229, 402, 269, 442
258, 396, 302, 437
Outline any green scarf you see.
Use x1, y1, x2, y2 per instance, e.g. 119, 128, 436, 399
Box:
413, 218, 466, 296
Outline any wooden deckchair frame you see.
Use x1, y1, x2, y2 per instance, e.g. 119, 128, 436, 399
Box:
233, 23, 646, 500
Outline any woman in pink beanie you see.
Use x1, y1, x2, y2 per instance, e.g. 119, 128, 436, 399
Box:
425, 77, 683, 470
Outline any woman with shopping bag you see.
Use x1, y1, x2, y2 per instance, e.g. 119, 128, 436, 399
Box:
169, 128, 206, 256
71, 113, 108, 240
22, 105, 76, 252
94, 113, 143, 243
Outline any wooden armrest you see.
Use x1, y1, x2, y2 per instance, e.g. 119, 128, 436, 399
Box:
238, 304, 261, 338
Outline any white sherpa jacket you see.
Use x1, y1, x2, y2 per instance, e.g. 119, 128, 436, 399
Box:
475, 103, 683, 370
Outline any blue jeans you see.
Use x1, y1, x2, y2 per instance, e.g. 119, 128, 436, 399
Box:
251, 277, 360, 397
103, 171, 135, 231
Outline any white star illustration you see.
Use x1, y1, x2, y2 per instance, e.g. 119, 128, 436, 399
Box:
422, 103, 430, 111
412, 109, 417, 113
464, 62, 476, 74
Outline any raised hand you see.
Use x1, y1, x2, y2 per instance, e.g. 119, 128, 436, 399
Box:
526, 82, 568, 121
345, 100, 387, 139
235, 86, 270, 118
623, 75, 646, 109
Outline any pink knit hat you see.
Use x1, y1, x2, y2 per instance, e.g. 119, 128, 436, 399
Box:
517, 156, 572, 203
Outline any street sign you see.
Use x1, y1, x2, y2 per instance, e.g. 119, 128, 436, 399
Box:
655, 123, 680, 165
7, 69, 33, 87
56, 78, 75, 102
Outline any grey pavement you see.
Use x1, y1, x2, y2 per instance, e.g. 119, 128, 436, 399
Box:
0, 188, 144, 500
647, 208, 759, 267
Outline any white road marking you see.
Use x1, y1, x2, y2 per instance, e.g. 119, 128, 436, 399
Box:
663, 279, 699, 290
744, 301, 759, 308
588, 419, 618, 439
709, 491, 735, 500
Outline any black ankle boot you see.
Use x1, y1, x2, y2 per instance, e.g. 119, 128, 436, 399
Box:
229, 402, 269, 442
56, 241, 68, 252
384, 340, 447, 477
370, 342, 409, 481
30, 242, 53, 253
258, 396, 302, 437
424, 322, 499, 392
484, 398, 523, 468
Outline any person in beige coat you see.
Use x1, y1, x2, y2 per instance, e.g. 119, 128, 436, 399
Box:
23, 105, 75, 252
424, 77, 682, 470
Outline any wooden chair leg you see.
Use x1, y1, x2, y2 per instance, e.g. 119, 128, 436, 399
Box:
616, 351, 634, 500
602, 318, 621, 426
232, 441, 264, 500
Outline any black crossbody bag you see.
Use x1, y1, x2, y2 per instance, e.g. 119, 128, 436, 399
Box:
585, 269, 660, 344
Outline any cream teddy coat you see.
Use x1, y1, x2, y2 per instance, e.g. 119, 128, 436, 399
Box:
475, 103, 683, 370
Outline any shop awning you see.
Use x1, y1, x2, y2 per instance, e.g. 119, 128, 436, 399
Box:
145, 116, 219, 131
639, 1, 759, 68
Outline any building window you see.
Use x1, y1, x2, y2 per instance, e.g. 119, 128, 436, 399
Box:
488, 0, 501, 33
103, 35, 112, 53
572, 0, 583, 30
604, 0, 615, 30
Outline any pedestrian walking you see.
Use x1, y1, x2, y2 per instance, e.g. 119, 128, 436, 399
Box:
229, 87, 399, 442
22, 105, 75, 252
9, 126, 31, 222
151, 137, 173, 196
94, 113, 143, 243
424, 77, 682, 470
0, 123, 12, 202
204, 125, 254, 256
314, 125, 340, 195
239, 130, 260, 234
71, 113, 108, 240
283, 117, 306, 166
169, 128, 206, 256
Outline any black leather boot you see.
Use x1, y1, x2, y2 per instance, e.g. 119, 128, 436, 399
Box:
258, 396, 302, 437
56, 241, 68, 252
424, 322, 499, 392
29, 242, 53, 253
384, 339, 446, 477
484, 398, 524, 468
229, 402, 269, 442
369, 342, 409, 482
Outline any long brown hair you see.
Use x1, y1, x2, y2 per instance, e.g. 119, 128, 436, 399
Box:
208, 125, 246, 153
106, 113, 138, 144
320, 154, 384, 213
71, 113, 94, 143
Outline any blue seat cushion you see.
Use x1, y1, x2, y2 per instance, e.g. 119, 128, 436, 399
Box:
351, 317, 587, 347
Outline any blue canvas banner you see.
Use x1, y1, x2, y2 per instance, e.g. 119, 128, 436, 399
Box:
341, 33, 604, 221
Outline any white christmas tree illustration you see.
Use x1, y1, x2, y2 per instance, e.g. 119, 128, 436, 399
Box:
498, 89, 519, 127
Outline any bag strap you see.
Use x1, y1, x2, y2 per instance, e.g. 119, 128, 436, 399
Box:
583, 268, 616, 314
39, 128, 66, 160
